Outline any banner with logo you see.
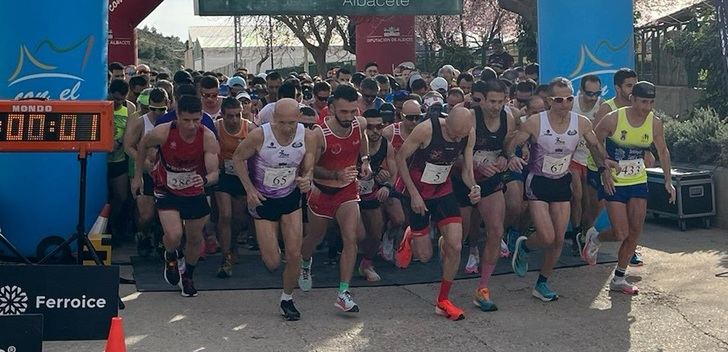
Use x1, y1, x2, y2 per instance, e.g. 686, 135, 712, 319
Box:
537, 0, 634, 98
0, 314, 43, 351
0, 1, 108, 258
0, 265, 119, 340
195, 0, 463, 15
354, 16, 416, 74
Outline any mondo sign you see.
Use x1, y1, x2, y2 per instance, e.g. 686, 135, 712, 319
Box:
194, 0, 463, 15
0, 100, 114, 152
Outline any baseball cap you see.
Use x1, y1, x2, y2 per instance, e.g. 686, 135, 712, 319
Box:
173, 70, 193, 85
379, 103, 396, 122
362, 108, 381, 118
227, 76, 247, 89
430, 77, 449, 92
235, 91, 251, 101
632, 81, 656, 99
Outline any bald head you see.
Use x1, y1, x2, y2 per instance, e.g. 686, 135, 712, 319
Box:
274, 98, 300, 122
401, 99, 422, 116
446, 106, 474, 139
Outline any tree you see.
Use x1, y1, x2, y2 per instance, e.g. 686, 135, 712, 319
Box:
271, 15, 353, 76
497, 0, 536, 29
416, 0, 518, 71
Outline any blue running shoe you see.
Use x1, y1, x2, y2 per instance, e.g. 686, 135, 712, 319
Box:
506, 228, 519, 255
532, 282, 559, 302
511, 236, 529, 277
630, 252, 644, 267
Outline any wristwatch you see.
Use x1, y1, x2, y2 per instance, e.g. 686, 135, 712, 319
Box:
361, 155, 370, 163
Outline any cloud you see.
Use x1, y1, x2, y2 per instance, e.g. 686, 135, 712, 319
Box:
138, 0, 225, 40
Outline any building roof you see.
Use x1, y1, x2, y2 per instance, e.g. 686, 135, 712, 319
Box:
636, 0, 707, 27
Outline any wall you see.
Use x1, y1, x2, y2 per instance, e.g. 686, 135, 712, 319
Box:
712, 166, 728, 230
655, 85, 703, 118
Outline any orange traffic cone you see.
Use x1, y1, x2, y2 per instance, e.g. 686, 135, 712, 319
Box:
90, 204, 111, 235
104, 316, 126, 352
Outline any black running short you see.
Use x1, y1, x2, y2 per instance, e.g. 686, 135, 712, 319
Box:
216, 172, 246, 198
524, 173, 572, 203
140, 173, 154, 196
453, 175, 504, 207
108, 160, 128, 179
402, 193, 462, 233
249, 189, 302, 222
155, 193, 210, 220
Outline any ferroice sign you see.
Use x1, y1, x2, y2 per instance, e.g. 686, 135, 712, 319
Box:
194, 0, 463, 15
0, 265, 118, 341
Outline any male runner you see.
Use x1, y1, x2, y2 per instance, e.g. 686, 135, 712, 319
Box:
396, 106, 480, 320
582, 81, 675, 294
124, 88, 169, 256
568, 75, 603, 254
232, 98, 315, 320
214, 97, 254, 277
132, 95, 220, 297
506, 77, 607, 302
357, 108, 397, 281
457, 80, 513, 311
297, 85, 371, 313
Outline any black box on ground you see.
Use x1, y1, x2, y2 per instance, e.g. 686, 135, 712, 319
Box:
646, 167, 715, 231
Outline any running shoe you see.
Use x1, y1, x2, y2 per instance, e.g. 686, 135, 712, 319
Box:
473, 288, 498, 312
581, 227, 600, 266
298, 259, 313, 291
609, 278, 639, 295
358, 262, 382, 282
506, 228, 519, 255
136, 232, 153, 257
630, 252, 644, 267
217, 253, 234, 278
532, 281, 558, 302
335, 291, 359, 312
177, 252, 186, 277
500, 239, 510, 258
205, 236, 220, 255
464, 253, 479, 274
163, 251, 180, 286
395, 227, 414, 269
381, 235, 395, 262
179, 275, 198, 297
435, 299, 465, 321
511, 236, 529, 277
280, 299, 301, 321
570, 231, 581, 256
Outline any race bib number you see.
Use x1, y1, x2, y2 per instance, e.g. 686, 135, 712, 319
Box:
473, 150, 500, 165
420, 162, 452, 185
542, 155, 570, 176
359, 178, 375, 195
166, 171, 197, 190
618, 158, 644, 177
223, 159, 236, 175
263, 167, 297, 188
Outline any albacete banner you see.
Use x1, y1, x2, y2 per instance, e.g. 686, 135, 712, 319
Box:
195, 0, 463, 16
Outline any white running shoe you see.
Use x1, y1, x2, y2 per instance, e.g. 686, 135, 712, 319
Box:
298, 259, 313, 292
581, 227, 600, 266
335, 291, 359, 312
465, 253, 479, 274
499, 239, 510, 258
609, 277, 639, 295
359, 264, 382, 282
382, 236, 394, 262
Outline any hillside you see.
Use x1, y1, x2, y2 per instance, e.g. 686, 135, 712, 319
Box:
136, 25, 185, 73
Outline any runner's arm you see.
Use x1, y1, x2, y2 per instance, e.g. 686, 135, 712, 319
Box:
396, 122, 431, 199
504, 114, 535, 158
461, 127, 478, 188
203, 129, 220, 186
123, 116, 142, 161
232, 127, 264, 193
301, 129, 316, 180
592, 102, 612, 127
383, 141, 398, 185
580, 115, 607, 169
134, 124, 169, 180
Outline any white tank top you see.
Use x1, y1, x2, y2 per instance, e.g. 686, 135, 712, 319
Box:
529, 111, 580, 179
249, 123, 306, 198
571, 96, 601, 165
142, 114, 155, 135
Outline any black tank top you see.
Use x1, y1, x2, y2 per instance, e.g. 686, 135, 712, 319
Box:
370, 138, 388, 172
474, 106, 507, 152
410, 116, 468, 169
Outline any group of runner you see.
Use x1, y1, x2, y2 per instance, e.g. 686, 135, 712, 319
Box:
111, 62, 675, 322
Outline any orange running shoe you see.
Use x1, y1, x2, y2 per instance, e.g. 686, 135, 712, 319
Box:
395, 227, 414, 269
473, 288, 498, 312
435, 299, 465, 321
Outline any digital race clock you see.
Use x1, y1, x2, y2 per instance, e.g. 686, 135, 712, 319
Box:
0, 100, 113, 152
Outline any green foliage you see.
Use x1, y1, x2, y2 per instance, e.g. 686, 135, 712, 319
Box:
516, 16, 537, 63
663, 108, 728, 166
136, 26, 185, 73
664, 6, 728, 117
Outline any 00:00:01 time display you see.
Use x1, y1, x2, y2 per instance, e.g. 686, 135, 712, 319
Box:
0, 113, 100, 142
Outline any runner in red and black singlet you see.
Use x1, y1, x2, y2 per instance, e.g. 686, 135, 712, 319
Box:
395, 106, 480, 321
132, 95, 220, 298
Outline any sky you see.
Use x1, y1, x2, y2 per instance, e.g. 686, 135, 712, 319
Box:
139, 0, 227, 40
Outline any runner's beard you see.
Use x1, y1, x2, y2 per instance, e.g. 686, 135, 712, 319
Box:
335, 113, 353, 128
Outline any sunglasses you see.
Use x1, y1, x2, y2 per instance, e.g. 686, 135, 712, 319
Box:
362, 93, 378, 99
149, 106, 167, 113
316, 95, 330, 102
584, 90, 601, 97
240, 99, 251, 105
472, 96, 482, 103
403, 114, 422, 121
516, 98, 530, 104
551, 96, 574, 103
302, 122, 316, 129
366, 123, 386, 130
138, 70, 150, 75
201, 93, 218, 99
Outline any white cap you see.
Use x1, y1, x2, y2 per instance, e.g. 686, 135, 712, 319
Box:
227, 76, 246, 88
235, 91, 251, 101
430, 77, 449, 92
